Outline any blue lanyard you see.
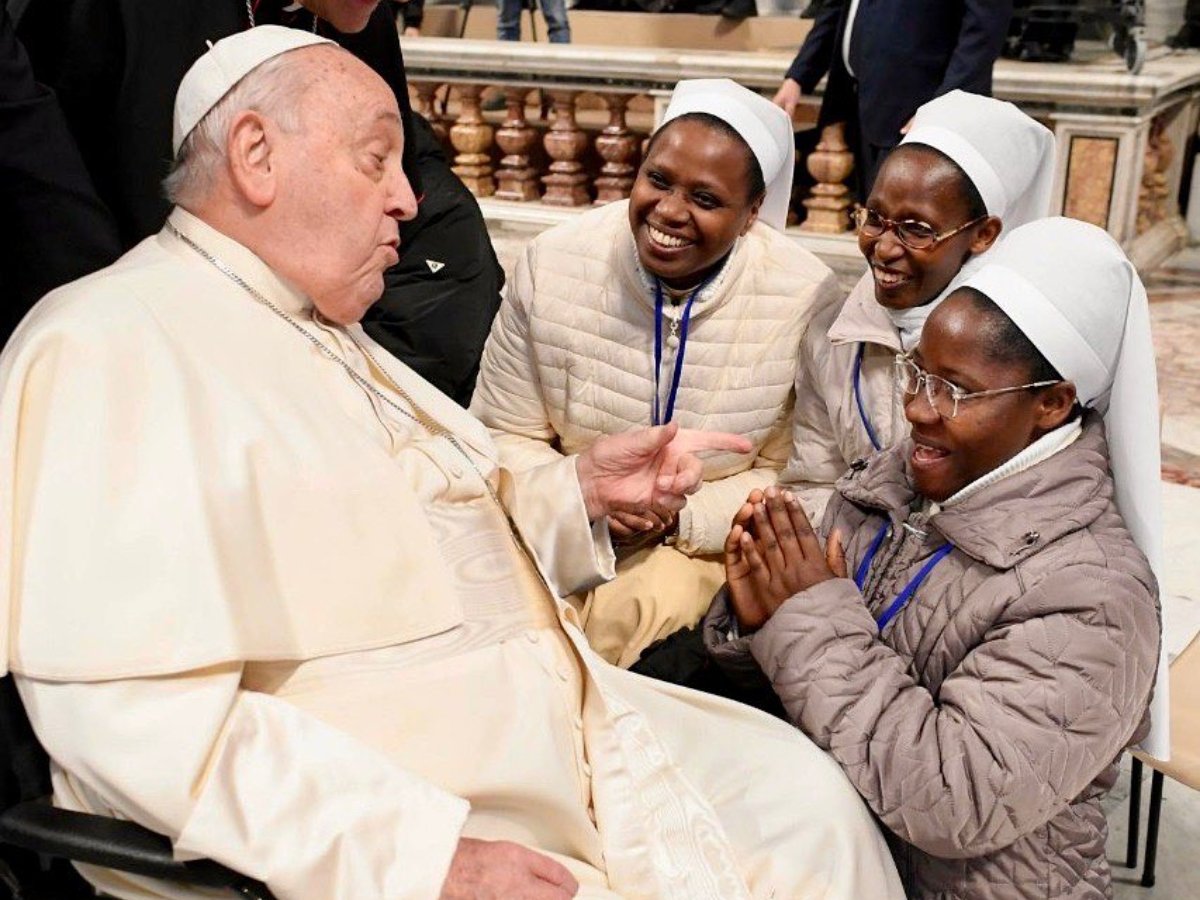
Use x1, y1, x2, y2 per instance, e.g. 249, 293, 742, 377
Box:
854, 521, 954, 632
853, 342, 882, 452
652, 278, 705, 426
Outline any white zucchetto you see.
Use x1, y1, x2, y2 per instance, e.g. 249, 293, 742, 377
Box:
173, 25, 335, 154
962, 216, 1169, 761
658, 79, 795, 231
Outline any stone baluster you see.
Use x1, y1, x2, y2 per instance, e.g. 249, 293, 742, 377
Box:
593, 94, 639, 204
448, 84, 495, 198
412, 81, 449, 146
495, 88, 541, 202
800, 123, 855, 233
541, 90, 591, 207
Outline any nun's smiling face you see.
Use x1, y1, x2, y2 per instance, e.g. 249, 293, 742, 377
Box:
905, 291, 1075, 502
861, 146, 1001, 310
629, 118, 763, 290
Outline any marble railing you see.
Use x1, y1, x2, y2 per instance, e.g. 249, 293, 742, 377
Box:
403, 36, 1200, 269
405, 38, 859, 242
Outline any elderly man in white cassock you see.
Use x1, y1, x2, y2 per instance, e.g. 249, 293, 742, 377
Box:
0, 27, 902, 900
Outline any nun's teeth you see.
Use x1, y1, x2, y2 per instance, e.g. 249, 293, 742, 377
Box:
649, 226, 688, 249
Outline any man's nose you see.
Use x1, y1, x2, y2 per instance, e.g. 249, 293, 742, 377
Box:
387, 169, 419, 222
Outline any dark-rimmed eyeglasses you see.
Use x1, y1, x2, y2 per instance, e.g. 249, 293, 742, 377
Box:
854, 208, 986, 251
895, 353, 1061, 419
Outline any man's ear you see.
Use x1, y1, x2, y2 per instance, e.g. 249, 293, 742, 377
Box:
226, 110, 277, 208
968, 215, 1003, 255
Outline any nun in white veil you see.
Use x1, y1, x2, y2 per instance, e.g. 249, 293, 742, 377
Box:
782, 90, 1056, 523
704, 216, 1163, 898
964, 216, 1168, 761
472, 79, 840, 667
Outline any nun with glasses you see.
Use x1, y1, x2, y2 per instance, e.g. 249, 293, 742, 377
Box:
782, 90, 1056, 524
707, 217, 1166, 899
472, 79, 839, 668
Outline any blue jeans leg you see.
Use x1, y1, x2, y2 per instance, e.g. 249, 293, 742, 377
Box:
540, 0, 571, 42
497, 0, 522, 41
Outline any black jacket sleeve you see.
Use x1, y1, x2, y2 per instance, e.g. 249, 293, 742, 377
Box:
0, 7, 120, 341
937, 0, 1013, 96
785, 0, 847, 92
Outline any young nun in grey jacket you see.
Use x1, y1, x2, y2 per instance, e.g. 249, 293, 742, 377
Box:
708, 217, 1167, 898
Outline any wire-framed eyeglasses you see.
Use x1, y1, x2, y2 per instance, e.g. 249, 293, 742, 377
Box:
895, 353, 1061, 419
854, 207, 986, 251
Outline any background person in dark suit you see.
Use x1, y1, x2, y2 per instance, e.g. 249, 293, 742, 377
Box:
774, 0, 1014, 199
0, 5, 119, 345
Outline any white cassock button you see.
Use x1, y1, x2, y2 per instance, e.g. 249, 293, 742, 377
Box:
525, 632, 540, 644
556, 666, 570, 682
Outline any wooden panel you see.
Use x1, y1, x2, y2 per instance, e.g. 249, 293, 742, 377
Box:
417, 8, 812, 51
1063, 135, 1119, 230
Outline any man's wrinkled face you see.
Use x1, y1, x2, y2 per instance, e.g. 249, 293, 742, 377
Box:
272, 51, 417, 324
302, 0, 381, 33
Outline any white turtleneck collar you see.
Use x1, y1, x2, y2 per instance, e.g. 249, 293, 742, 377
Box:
931, 417, 1084, 513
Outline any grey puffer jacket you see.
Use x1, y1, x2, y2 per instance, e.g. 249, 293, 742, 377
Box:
707, 417, 1160, 899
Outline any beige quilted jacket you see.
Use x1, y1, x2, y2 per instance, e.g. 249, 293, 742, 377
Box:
781, 270, 909, 525
471, 200, 838, 555
709, 418, 1160, 898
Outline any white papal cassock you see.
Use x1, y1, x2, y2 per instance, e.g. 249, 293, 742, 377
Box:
0, 209, 903, 900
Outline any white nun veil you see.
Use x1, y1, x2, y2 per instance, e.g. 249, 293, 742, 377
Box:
658, 79, 795, 231
963, 217, 1169, 761
901, 89, 1056, 234
860, 90, 1057, 347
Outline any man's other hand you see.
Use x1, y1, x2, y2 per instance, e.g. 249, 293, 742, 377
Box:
772, 78, 803, 119
576, 422, 752, 522
440, 838, 579, 899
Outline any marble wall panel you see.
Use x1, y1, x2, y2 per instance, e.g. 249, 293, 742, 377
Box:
1064, 135, 1120, 230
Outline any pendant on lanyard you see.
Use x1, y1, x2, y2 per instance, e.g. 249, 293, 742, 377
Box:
853, 520, 954, 632
652, 277, 708, 426
853, 342, 882, 452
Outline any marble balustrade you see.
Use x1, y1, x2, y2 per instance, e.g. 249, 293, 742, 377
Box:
403, 35, 1200, 271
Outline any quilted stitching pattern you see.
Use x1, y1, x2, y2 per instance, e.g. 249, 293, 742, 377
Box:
472, 201, 839, 554
751, 420, 1161, 899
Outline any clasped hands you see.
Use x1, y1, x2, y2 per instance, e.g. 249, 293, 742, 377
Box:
724, 486, 848, 633
575, 421, 752, 549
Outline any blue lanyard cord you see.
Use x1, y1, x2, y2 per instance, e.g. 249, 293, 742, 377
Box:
854, 521, 890, 590
652, 278, 705, 426
852, 520, 954, 632
853, 342, 882, 452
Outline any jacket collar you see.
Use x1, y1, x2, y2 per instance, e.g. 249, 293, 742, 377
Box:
616, 203, 751, 321
837, 415, 1113, 569
827, 270, 903, 351
160, 207, 314, 319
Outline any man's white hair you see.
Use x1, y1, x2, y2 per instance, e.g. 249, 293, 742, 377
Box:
163, 50, 319, 208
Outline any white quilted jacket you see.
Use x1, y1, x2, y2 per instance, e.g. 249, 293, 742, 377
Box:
471, 201, 838, 555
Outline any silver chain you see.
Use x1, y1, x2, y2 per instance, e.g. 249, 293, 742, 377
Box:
245, 0, 320, 32
165, 223, 501, 508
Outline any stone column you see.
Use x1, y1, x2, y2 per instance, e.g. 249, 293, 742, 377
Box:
541, 90, 591, 207
800, 123, 855, 233
412, 81, 449, 146
495, 88, 541, 202
448, 84, 495, 198
593, 95, 639, 205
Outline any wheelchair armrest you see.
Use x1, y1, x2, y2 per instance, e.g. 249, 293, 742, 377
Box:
0, 799, 273, 898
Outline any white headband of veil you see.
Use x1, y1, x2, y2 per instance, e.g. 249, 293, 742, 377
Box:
901, 89, 1055, 230
658, 78, 794, 231
962, 217, 1169, 761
